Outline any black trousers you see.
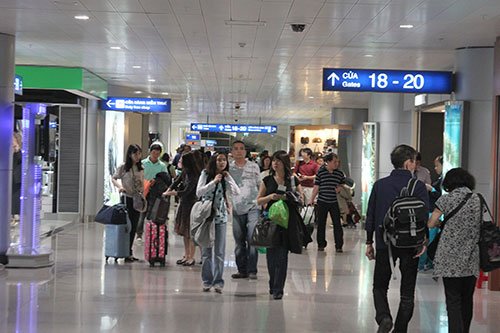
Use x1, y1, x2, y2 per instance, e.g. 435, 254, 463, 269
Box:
266, 246, 288, 295
442, 276, 477, 333
316, 201, 343, 249
125, 196, 140, 256
373, 247, 419, 333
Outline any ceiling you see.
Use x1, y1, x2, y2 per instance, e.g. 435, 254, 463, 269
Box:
2, 0, 500, 126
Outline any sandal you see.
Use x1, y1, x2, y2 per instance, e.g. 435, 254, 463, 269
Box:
183, 259, 195, 266
176, 258, 187, 265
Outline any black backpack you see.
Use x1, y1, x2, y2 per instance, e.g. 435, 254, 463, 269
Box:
383, 178, 428, 249
477, 193, 500, 272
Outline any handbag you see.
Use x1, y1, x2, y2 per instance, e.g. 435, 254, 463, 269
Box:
300, 137, 309, 145
301, 205, 315, 225
250, 216, 278, 248
477, 194, 500, 272
312, 137, 322, 143
190, 185, 218, 247
147, 197, 169, 225
133, 193, 147, 213
428, 193, 472, 261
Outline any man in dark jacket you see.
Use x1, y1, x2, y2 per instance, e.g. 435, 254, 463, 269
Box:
365, 144, 429, 333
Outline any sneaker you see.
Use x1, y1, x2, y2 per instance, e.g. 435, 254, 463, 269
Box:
231, 272, 249, 279
202, 285, 211, 292
135, 237, 143, 245
214, 286, 223, 294
318, 247, 325, 252
248, 273, 257, 280
273, 292, 283, 300
377, 317, 393, 333
336, 248, 343, 253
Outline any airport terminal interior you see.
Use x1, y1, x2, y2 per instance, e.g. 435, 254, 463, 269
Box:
2, 0, 500, 332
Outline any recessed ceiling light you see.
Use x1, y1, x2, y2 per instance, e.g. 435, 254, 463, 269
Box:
134, 90, 142, 94
364, 54, 374, 57
308, 96, 315, 99
225, 20, 266, 27
148, 79, 156, 82
399, 24, 414, 29
74, 15, 89, 20
180, 107, 185, 111
161, 92, 169, 95
110, 46, 121, 50
132, 65, 141, 69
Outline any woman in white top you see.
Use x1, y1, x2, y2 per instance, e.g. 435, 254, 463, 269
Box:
196, 152, 240, 293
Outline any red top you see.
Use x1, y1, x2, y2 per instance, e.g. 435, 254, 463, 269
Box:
295, 160, 319, 188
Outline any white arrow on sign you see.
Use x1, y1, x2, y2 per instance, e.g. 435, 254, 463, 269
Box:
327, 72, 340, 86
106, 100, 115, 108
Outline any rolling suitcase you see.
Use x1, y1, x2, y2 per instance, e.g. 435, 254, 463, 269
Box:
144, 220, 168, 267
104, 216, 131, 262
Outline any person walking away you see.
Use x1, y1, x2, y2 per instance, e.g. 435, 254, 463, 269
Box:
308, 153, 345, 252
229, 140, 261, 279
196, 153, 240, 293
136, 144, 167, 242
112, 144, 145, 263
365, 144, 429, 333
163, 151, 201, 266
428, 168, 482, 333
257, 150, 304, 300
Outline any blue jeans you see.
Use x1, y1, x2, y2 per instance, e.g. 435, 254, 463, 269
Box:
232, 209, 259, 274
201, 223, 227, 288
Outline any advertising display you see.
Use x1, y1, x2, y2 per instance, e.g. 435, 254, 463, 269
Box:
101, 97, 171, 113
186, 133, 200, 141
14, 75, 23, 95
361, 123, 378, 217
443, 101, 466, 175
191, 123, 277, 134
323, 68, 453, 94
104, 111, 124, 205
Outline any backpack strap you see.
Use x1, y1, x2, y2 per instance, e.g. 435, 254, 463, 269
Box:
406, 178, 418, 196
477, 193, 493, 222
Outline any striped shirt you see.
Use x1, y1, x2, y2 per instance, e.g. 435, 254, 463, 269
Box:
314, 166, 345, 204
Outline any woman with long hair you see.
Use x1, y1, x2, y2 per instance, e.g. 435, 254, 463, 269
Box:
259, 155, 272, 181
428, 168, 482, 333
163, 151, 201, 266
112, 144, 144, 262
257, 150, 304, 300
196, 152, 240, 293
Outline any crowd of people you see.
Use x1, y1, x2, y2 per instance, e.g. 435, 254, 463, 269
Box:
110, 140, 485, 332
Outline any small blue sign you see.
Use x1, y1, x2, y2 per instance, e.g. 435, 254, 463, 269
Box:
191, 123, 277, 134
205, 139, 217, 147
322, 68, 453, 94
186, 133, 200, 141
101, 97, 171, 113
14, 75, 23, 95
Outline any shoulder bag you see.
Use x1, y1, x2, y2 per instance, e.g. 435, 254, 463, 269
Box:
477, 193, 500, 272
190, 183, 218, 247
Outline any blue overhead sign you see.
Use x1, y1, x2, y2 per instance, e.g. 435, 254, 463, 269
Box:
322, 68, 453, 94
186, 134, 200, 141
101, 97, 171, 113
191, 123, 277, 134
14, 75, 23, 95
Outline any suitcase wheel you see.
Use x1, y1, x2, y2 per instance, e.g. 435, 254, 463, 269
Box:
160, 260, 166, 267
149, 261, 155, 267
105, 256, 109, 261
114, 258, 118, 263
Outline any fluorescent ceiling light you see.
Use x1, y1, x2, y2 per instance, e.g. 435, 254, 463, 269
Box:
132, 65, 141, 69
110, 46, 121, 50
364, 54, 374, 57
74, 15, 90, 20
148, 79, 156, 82
161, 92, 169, 95
225, 20, 266, 27
134, 90, 142, 94
399, 24, 414, 29
308, 96, 315, 99
180, 108, 185, 110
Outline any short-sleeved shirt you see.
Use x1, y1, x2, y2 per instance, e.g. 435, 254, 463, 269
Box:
314, 166, 345, 204
433, 187, 482, 278
295, 160, 319, 188
142, 157, 167, 180
113, 164, 144, 197
229, 160, 261, 215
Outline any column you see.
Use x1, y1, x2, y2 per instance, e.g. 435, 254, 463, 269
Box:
0, 33, 15, 266
368, 93, 408, 179
158, 114, 172, 154
331, 108, 368, 205
82, 99, 99, 221
454, 47, 494, 203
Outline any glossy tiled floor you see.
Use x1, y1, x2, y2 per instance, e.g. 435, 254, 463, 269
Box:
1, 218, 500, 333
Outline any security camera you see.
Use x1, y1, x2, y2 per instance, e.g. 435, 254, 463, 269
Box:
235, 104, 240, 110
291, 24, 306, 32
234, 119, 239, 122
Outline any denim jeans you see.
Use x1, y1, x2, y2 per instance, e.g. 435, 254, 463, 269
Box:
316, 201, 343, 249
442, 276, 477, 333
232, 208, 259, 274
373, 247, 419, 333
201, 223, 227, 288
266, 246, 288, 295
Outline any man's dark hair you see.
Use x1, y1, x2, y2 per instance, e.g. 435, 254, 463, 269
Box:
150, 144, 162, 152
442, 168, 475, 192
232, 140, 246, 148
324, 152, 338, 162
416, 152, 422, 161
390, 144, 417, 169
301, 148, 313, 157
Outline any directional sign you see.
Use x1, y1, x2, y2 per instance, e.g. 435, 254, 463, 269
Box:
14, 75, 23, 95
322, 68, 453, 94
101, 97, 171, 113
186, 133, 200, 141
205, 139, 217, 147
191, 123, 277, 134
